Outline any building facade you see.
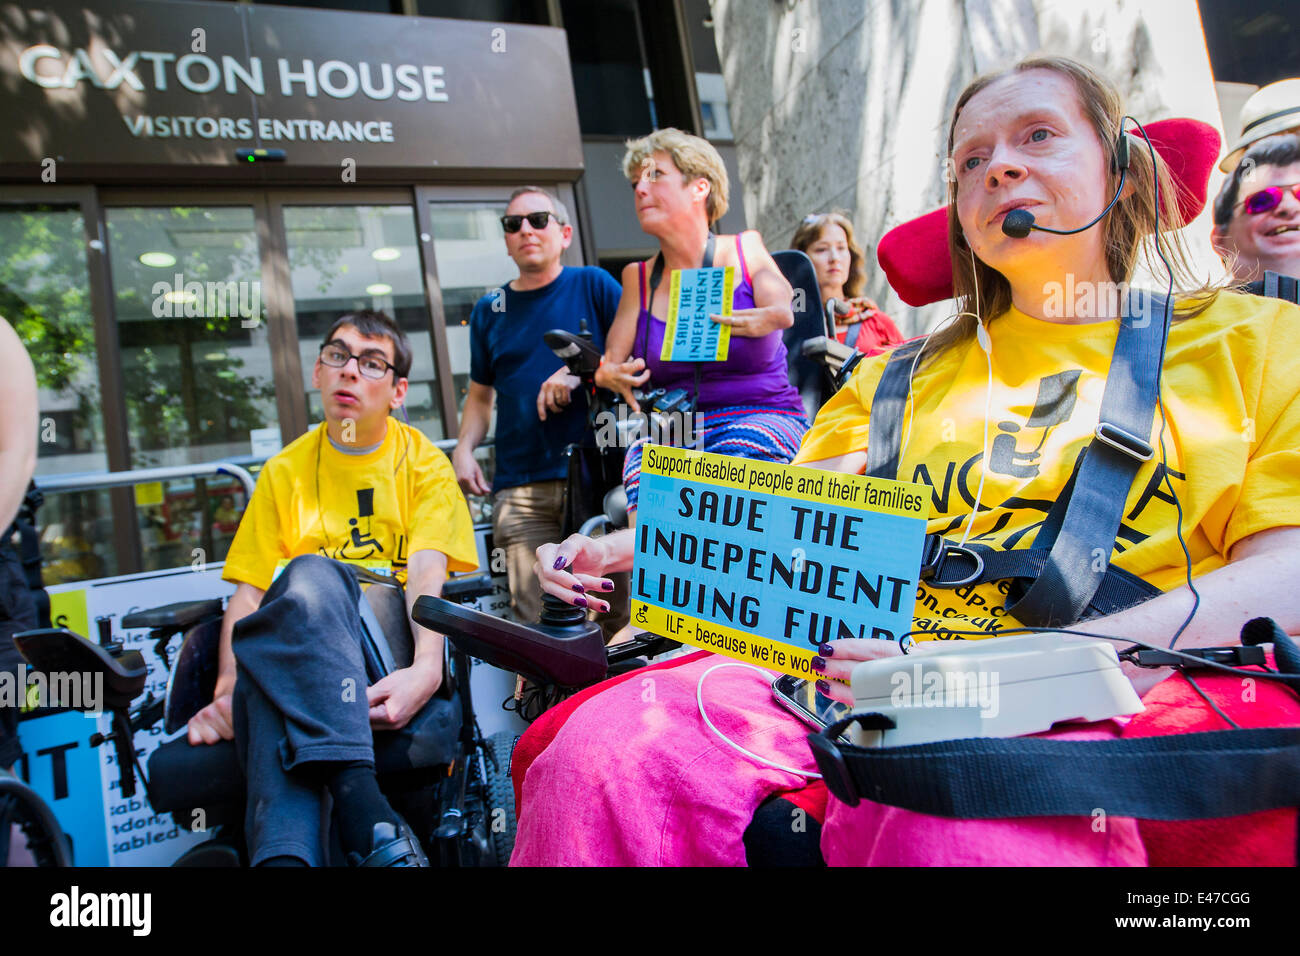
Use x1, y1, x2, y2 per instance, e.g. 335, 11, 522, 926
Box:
1, 0, 741, 580
711, 0, 1299, 334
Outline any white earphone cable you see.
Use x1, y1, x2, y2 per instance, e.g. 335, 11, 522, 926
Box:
900, 245, 993, 547
695, 662, 823, 779
958, 246, 993, 548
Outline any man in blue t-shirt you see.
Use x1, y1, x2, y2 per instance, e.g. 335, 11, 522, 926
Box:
453, 186, 621, 628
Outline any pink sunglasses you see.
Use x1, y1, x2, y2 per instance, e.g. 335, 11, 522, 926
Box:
1238, 183, 1300, 215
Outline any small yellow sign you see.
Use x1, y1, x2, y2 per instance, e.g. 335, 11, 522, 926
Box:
134, 482, 164, 507
49, 588, 89, 641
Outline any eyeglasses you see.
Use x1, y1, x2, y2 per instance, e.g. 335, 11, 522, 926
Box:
500, 211, 563, 233
319, 342, 396, 380
1237, 183, 1300, 215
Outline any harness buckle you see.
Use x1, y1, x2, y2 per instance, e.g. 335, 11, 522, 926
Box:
807, 713, 899, 807
807, 730, 859, 806
1094, 422, 1153, 462
918, 538, 985, 589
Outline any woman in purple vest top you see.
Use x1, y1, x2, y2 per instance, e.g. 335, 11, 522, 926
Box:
594, 128, 810, 521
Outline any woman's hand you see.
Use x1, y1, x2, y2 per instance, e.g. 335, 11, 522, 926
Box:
534, 533, 620, 613
711, 304, 793, 338
595, 357, 650, 412
810, 637, 905, 705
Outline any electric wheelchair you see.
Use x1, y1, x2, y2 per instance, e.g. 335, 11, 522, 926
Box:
9, 569, 518, 867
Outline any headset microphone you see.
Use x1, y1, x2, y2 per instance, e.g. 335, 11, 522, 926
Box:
1001, 208, 1037, 238
1001, 131, 1132, 239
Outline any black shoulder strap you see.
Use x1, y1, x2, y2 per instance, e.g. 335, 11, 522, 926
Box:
1007, 290, 1166, 626
863, 338, 926, 481
1263, 270, 1300, 304
866, 293, 1168, 627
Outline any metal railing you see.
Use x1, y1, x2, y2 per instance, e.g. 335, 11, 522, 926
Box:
35, 461, 257, 500
33, 438, 494, 499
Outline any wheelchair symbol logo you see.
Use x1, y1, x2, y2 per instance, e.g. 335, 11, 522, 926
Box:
635, 604, 649, 625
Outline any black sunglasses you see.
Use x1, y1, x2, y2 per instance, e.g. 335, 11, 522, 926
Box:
500, 211, 563, 233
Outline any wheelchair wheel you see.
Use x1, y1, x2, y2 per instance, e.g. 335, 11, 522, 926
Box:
0, 773, 72, 868
483, 730, 519, 867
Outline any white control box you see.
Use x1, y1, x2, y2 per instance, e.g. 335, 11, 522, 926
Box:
848, 634, 1143, 748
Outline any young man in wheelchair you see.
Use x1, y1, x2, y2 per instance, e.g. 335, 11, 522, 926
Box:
185, 309, 478, 867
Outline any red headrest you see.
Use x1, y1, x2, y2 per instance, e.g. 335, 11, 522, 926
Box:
877, 118, 1222, 306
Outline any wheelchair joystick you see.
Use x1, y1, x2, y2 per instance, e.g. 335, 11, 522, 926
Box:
535, 594, 604, 648
537, 593, 598, 631
96, 615, 124, 655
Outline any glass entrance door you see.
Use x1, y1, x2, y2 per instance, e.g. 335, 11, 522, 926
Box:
106, 205, 273, 469
278, 201, 443, 439
104, 202, 272, 572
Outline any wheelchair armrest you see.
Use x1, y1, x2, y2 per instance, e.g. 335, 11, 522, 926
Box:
440, 574, 496, 604
801, 335, 856, 372
12, 628, 147, 710
122, 599, 224, 631
413, 595, 607, 687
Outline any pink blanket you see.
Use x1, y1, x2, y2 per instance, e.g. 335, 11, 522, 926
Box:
511, 652, 1144, 866
818, 720, 1146, 865
511, 654, 816, 865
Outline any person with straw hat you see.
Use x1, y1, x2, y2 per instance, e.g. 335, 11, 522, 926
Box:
1219, 78, 1300, 173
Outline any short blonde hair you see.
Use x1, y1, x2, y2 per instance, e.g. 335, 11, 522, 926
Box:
622, 128, 730, 224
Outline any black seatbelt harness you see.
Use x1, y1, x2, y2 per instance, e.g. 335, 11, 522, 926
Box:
813, 291, 1300, 825
809, 619, 1300, 819
1263, 270, 1300, 304
865, 290, 1170, 627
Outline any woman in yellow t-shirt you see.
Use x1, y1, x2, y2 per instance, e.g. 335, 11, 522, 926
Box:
513, 55, 1300, 866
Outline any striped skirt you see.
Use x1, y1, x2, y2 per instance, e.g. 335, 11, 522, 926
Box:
622, 405, 810, 514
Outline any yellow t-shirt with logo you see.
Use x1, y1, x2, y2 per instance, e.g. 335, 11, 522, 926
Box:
793, 291, 1300, 640
223, 419, 479, 591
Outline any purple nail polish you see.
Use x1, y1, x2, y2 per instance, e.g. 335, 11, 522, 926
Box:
816, 679, 831, 696
572, 583, 585, 593
819, 643, 834, 656
574, 596, 588, 608
602, 580, 615, 591
553, 555, 567, 570
812, 655, 827, 671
